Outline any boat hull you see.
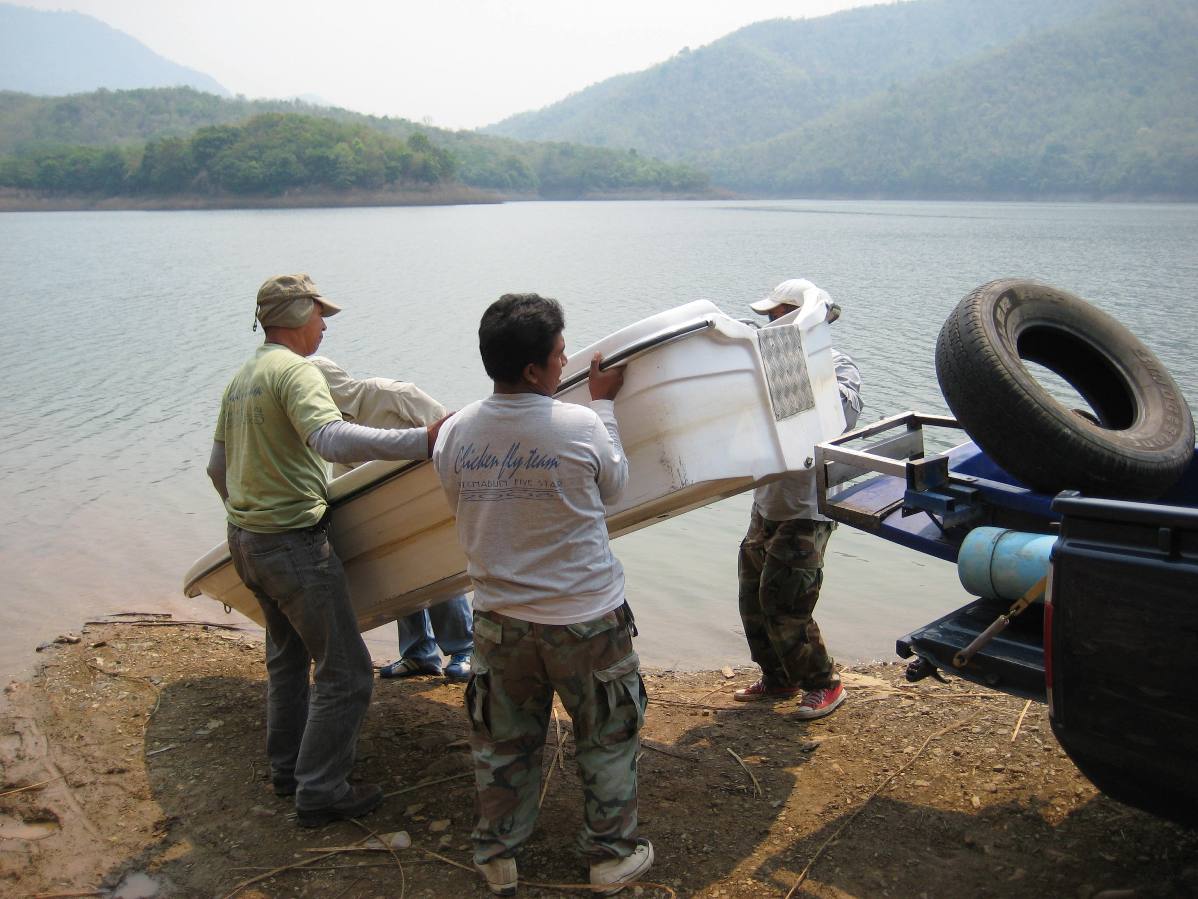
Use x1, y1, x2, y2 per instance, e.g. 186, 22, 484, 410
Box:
184, 299, 845, 630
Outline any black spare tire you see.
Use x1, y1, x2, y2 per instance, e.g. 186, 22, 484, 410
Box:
936, 279, 1194, 499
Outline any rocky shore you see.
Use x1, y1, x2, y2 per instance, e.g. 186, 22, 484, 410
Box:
2, 619, 1195, 897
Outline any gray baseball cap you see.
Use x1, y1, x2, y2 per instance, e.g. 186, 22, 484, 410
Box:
255, 274, 342, 328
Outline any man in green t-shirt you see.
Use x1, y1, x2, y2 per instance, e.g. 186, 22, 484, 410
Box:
207, 273, 446, 828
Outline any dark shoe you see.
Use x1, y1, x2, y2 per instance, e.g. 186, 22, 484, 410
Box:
794, 683, 846, 720
273, 778, 296, 798
444, 651, 472, 682
295, 783, 383, 828
475, 856, 518, 896
590, 840, 654, 896
379, 658, 442, 679
733, 678, 802, 702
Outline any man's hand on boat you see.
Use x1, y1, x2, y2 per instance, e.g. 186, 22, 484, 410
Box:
588, 352, 625, 402
426, 412, 455, 455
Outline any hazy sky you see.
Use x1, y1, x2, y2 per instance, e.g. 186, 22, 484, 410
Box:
20, 0, 887, 129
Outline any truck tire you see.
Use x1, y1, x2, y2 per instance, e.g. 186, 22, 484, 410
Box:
935, 279, 1194, 499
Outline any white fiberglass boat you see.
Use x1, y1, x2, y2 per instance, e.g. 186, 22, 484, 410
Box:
183, 297, 846, 630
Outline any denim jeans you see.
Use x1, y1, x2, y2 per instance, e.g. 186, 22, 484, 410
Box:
227, 522, 374, 810
398, 593, 473, 665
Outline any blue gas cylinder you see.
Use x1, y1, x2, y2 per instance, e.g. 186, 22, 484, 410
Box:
958, 526, 1055, 600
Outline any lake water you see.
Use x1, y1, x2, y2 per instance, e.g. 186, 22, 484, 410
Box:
2, 200, 1196, 684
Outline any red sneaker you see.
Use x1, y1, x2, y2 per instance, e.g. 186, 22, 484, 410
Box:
733, 678, 803, 702
794, 683, 846, 720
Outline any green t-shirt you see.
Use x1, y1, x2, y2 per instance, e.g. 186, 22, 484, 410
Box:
214, 344, 344, 533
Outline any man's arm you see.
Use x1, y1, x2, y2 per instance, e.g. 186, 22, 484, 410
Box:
587, 353, 629, 503
207, 440, 228, 501
832, 349, 863, 432
307, 418, 444, 463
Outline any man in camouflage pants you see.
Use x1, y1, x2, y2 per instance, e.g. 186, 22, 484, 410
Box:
432, 294, 652, 896
734, 279, 863, 719
468, 608, 643, 865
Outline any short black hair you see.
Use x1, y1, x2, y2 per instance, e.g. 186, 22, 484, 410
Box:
479, 293, 565, 384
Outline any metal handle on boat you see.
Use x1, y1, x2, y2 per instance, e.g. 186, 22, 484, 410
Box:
554, 318, 717, 396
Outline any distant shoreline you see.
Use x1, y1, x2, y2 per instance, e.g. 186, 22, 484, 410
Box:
0, 185, 737, 212
0, 184, 505, 212
4, 185, 1190, 212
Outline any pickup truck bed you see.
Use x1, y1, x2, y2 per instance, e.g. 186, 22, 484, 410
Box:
1049, 493, 1198, 827
816, 412, 1198, 826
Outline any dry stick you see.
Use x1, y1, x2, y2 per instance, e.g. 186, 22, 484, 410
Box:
932, 692, 1012, 701
0, 770, 71, 798
539, 710, 567, 808
83, 618, 248, 632
132, 620, 247, 631
1011, 699, 1034, 742
383, 771, 472, 799
310, 843, 679, 897
351, 819, 406, 899
783, 709, 981, 899
727, 747, 763, 797
412, 846, 475, 873
104, 611, 173, 618
85, 661, 163, 717
331, 876, 365, 899
696, 683, 729, 703
220, 839, 372, 899
519, 873, 677, 896
555, 706, 566, 772
424, 843, 680, 899
236, 861, 441, 871
516, 878, 677, 896
649, 697, 769, 713
641, 738, 699, 763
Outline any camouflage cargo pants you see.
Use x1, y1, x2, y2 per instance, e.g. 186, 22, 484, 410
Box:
465, 604, 646, 865
738, 511, 838, 691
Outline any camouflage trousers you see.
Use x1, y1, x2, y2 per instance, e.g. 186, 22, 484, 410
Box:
465, 603, 646, 864
738, 512, 838, 691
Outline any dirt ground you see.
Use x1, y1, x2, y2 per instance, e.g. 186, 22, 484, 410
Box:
3, 619, 1196, 899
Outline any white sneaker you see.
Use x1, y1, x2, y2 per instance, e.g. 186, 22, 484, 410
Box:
475, 856, 517, 896
590, 840, 654, 896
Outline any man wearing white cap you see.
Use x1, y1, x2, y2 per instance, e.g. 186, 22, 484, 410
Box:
207, 274, 449, 827
734, 279, 863, 719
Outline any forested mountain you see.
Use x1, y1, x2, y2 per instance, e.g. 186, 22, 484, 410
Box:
0, 3, 227, 97
484, 0, 1106, 160
484, 0, 1196, 198
4, 0, 1193, 201
705, 0, 1198, 197
0, 89, 709, 199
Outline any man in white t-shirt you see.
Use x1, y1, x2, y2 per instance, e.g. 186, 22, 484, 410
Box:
432, 293, 653, 897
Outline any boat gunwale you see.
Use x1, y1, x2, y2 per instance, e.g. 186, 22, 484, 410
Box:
184, 308, 741, 599
554, 317, 718, 395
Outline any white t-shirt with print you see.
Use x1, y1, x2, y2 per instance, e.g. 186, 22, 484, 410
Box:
432, 393, 628, 625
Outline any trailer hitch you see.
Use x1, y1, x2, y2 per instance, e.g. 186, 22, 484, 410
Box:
905, 656, 950, 684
